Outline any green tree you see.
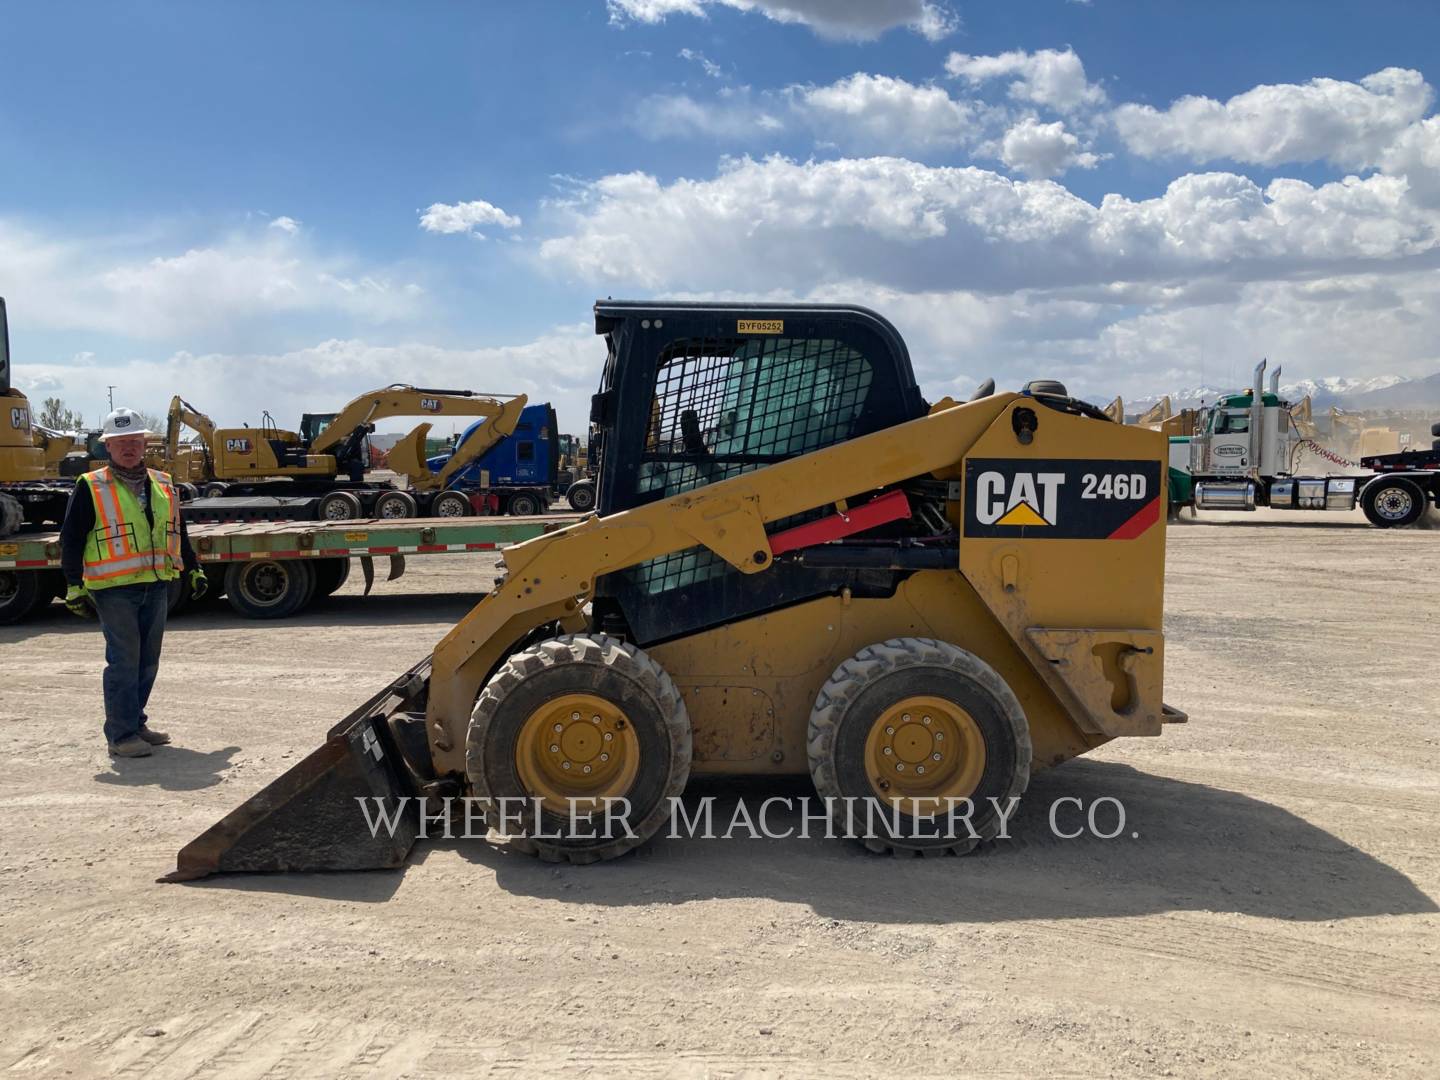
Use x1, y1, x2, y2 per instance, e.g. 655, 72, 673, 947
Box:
38, 397, 85, 432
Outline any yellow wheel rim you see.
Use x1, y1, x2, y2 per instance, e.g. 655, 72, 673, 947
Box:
863, 695, 986, 816
515, 693, 640, 815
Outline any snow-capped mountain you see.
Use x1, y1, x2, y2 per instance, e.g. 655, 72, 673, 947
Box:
1128, 374, 1419, 412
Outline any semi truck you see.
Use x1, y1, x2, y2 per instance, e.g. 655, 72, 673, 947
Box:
1168, 359, 1440, 527
424, 403, 563, 517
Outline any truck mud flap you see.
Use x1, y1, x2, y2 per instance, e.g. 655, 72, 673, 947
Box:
163, 660, 433, 882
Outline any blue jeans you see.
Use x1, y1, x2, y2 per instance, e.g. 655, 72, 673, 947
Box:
91, 580, 170, 746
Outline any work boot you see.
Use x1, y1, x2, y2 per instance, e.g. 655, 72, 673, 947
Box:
108, 737, 153, 758
137, 727, 172, 746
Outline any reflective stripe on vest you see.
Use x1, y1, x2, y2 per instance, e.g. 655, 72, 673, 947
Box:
81, 467, 181, 588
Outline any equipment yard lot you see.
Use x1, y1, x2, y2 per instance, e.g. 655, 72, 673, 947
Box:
2, 510, 1437, 1078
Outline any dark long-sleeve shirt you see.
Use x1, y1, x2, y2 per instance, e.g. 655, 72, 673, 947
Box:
59, 477, 199, 587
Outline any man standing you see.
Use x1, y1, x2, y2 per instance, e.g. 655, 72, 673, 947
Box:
59, 408, 208, 758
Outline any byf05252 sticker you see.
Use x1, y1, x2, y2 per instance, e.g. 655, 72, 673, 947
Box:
964, 458, 1162, 540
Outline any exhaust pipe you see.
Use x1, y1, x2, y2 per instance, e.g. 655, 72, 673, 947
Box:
1250, 359, 1266, 475
1269, 364, 1281, 397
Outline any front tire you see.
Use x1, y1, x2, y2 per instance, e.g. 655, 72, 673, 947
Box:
807, 637, 1031, 856
466, 634, 691, 863
507, 492, 541, 517
1361, 477, 1426, 528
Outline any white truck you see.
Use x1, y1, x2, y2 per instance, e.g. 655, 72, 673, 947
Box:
1167, 360, 1440, 527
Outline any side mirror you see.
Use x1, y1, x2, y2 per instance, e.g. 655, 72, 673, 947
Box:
0, 297, 10, 393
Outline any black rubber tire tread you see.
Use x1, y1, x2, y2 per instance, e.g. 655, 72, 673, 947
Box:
1361, 477, 1426, 528
0, 493, 23, 539
507, 492, 541, 517
318, 490, 363, 521
1430, 421, 1440, 438
0, 569, 46, 625
312, 558, 351, 597
431, 490, 470, 518
467, 633, 692, 864
224, 559, 315, 619
202, 482, 228, 498
566, 480, 596, 513
807, 637, 1031, 857
373, 490, 417, 519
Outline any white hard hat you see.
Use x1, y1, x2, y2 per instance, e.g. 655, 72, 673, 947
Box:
100, 408, 153, 440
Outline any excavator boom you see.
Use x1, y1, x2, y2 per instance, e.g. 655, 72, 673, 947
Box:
309, 385, 525, 456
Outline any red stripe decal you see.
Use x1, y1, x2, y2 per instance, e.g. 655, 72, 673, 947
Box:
17, 559, 53, 568
416, 544, 447, 553
1107, 495, 1161, 540
318, 548, 349, 557
769, 489, 912, 556
368, 546, 400, 554
464, 542, 497, 550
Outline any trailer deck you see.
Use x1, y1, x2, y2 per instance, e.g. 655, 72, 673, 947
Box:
0, 513, 580, 625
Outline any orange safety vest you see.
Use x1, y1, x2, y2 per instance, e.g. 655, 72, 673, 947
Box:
80, 466, 182, 589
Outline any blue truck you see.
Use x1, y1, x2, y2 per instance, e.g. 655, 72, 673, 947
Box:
426, 402, 560, 515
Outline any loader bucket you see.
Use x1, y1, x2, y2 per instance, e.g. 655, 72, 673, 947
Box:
163, 661, 433, 882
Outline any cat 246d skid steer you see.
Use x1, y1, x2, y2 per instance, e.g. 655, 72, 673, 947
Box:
169, 301, 1183, 878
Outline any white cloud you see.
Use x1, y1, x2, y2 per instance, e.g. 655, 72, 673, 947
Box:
418, 199, 522, 237
607, 0, 958, 41
678, 47, 723, 79
268, 216, 301, 234
0, 217, 424, 343
632, 88, 784, 140
538, 155, 1440, 295
999, 118, 1100, 178
13, 327, 604, 437
792, 74, 979, 152
1113, 67, 1433, 168
1379, 115, 1440, 208
945, 48, 1106, 113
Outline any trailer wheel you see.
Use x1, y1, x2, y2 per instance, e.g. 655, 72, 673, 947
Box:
373, 490, 417, 520
566, 480, 596, 513
0, 569, 50, 625
224, 559, 315, 619
166, 576, 189, 617
0, 493, 23, 539
1361, 477, 1426, 528
318, 490, 364, 521
808, 637, 1032, 856
467, 634, 692, 863
202, 482, 228, 498
431, 490, 470, 518
507, 492, 541, 517
313, 557, 351, 597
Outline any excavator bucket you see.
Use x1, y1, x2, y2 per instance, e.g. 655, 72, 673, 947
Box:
163, 660, 433, 882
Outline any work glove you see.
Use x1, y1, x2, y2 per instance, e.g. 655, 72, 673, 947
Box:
64, 584, 95, 618
187, 569, 209, 601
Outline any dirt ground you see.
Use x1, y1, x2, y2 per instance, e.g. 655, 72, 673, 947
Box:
1, 507, 1437, 1078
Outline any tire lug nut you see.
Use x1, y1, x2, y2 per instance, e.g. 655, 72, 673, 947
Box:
571, 711, 580, 720
932, 752, 941, 761
916, 766, 925, 775
550, 744, 559, 753
603, 732, 613, 742
882, 747, 893, 755
562, 761, 571, 770
901, 714, 911, 722
922, 716, 931, 725
600, 753, 609, 762
885, 726, 895, 735
895, 763, 905, 771
553, 723, 563, 733
583, 765, 592, 774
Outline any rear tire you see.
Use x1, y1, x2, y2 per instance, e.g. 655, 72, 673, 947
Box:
431, 490, 470, 518
1361, 477, 1426, 528
373, 490, 417, 519
202, 482, 228, 498
807, 637, 1031, 856
0, 493, 23, 538
224, 559, 315, 619
566, 480, 596, 513
507, 492, 541, 517
0, 569, 48, 625
318, 490, 364, 521
467, 634, 691, 863
312, 558, 351, 597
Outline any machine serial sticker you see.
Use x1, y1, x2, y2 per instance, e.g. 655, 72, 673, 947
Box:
964, 459, 1162, 540
737, 319, 783, 334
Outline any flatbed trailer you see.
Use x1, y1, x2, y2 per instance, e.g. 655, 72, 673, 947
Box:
0, 513, 578, 626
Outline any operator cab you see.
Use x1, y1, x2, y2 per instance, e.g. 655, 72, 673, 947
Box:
588, 300, 928, 643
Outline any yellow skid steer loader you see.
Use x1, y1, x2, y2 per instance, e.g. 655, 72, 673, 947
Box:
169, 301, 1182, 878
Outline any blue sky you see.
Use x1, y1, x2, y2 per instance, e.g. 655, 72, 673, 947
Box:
3, 0, 1440, 431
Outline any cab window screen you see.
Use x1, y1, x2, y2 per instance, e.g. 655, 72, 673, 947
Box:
629, 335, 873, 594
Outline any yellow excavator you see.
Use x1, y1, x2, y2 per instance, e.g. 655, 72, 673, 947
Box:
166, 386, 530, 520
170, 301, 1182, 879
1, 298, 73, 536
